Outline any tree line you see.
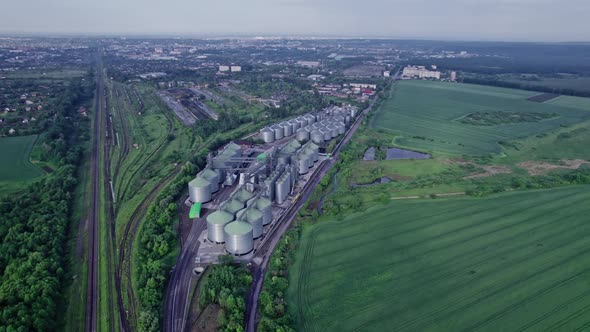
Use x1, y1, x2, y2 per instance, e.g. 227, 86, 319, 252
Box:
0, 73, 94, 331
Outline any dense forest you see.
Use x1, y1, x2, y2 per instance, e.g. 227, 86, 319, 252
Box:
0, 74, 94, 331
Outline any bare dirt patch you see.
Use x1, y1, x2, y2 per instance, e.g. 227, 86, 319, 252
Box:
464, 165, 512, 179
517, 159, 590, 175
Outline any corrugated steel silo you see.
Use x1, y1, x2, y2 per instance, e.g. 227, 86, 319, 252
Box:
296, 128, 310, 142
320, 127, 331, 141
245, 208, 263, 239
260, 127, 275, 143
272, 125, 284, 140
201, 169, 220, 193
224, 221, 254, 255
188, 177, 211, 203
310, 130, 323, 144
297, 155, 309, 174
337, 122, 345, 135
281, 122, 293, 137
256, 197, 273, 225
207, 210, 234, 243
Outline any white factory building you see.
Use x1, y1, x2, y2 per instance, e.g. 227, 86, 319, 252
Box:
402, 66, 441, 80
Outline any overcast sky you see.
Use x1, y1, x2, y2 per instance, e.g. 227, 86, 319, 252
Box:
2, 0, 589, 41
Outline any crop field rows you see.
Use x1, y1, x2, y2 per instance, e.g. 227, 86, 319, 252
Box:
289, 185, 590, 331
0, 135, 45, 194
371, 81, 590, 155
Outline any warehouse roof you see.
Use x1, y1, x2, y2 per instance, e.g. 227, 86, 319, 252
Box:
224, 221, 252, 235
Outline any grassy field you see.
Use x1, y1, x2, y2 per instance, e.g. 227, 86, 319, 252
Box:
500, 75, 590, 94
370, 80, 590, 156
289, 185, 590, 331
0, 135, 45, 194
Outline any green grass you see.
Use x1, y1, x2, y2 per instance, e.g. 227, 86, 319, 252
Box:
289, 185, 590, 331
0, 135, 45, 194
371, 80, 590, 156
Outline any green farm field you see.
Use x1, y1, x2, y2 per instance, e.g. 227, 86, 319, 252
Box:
371, 80, 590, 156
0, 135, 45, 194
289, 185, 590, 331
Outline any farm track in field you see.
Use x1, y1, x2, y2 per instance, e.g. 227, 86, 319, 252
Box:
293, 186, 590, 332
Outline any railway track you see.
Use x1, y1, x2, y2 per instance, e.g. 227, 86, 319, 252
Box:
85, 55, 102, 332
102, 83, 119, 332
114, 87, 178, 331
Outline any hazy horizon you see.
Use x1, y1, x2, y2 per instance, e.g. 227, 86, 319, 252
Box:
1, 0, 589, 42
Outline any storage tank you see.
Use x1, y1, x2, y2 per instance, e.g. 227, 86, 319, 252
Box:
345, 115, 351, 124
272, 125, 284, 140
255, 197, 272, 225
188, 177, 211, 203
296, 117, 306, 128
350, 108, 357, 118
224, 199, 245, 216
320, 128, 331, 141
207, 210, 234, 243
289, 119, 300, 131
275, 175, 290, 204
260, 127, 274, 143
304, 114, 316, 126
281, 122, 293, 137
245, 208, 263, 239
201, 169, 220, 193
235, 188, 255, 204
224, 222, 254, 255
297, 155, 310, 174
310, 130, 323, 144
337, 122, 345, 135
296, 128, 310, 142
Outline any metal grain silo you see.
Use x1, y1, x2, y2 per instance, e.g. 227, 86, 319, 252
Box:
304, 114, 316, 126
297, 155, 309, 174
207, 210, 234, 243
260, 127, 275, 143
296, 117, 306, 128
296, 128, 310, 142
320, 127, 331, 141
345, 115, 351, 124
311, 130, 323, 144
289, 119, 300, 131
337, 121, 345, 135
188, 177, 211, 203
256, 197, 272, 225
272, 125, 284, 140
235, 188, 255, 204
245, 208, 263, 239
224, 198, 246, 217
201, 169, 220, 193
275, 174, 290, 204
224, 222, 254, 255
281, 122, 293, 137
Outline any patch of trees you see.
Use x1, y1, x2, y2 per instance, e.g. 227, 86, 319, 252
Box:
460, 111, 558, 126
461, 77, 590, 97
0, 74, 93, 331
199, 259, 252, 332
467, 166, 590, 197
136, 163, 195, 332
257, 227, 301, 332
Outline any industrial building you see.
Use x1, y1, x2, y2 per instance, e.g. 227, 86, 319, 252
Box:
188, 105, 359, 256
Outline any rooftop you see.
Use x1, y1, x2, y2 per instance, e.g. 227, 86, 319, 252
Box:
224, 221, 253, 236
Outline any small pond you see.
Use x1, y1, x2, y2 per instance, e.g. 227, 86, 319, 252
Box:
386, 148, 431, 160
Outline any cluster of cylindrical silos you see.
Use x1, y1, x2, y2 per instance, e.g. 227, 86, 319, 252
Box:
188, 168, 221, 203
206, 187, 274, 255
275, 170, 291, 204
259, 110, 355, 145
295, 141, 320, 175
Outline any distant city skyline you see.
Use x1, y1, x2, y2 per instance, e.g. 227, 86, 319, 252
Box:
1, 0, 589, 42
